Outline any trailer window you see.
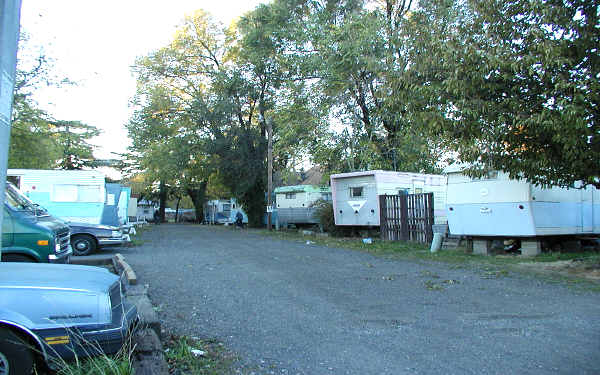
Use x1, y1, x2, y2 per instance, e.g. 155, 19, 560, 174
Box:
472, 170, 498, 181
54, 184, 103, 203
79, 185, 103, 202
285, 193, 296, 199
53, 184, 78, 202
321, 193, 331, 201
350, 187, 363, 198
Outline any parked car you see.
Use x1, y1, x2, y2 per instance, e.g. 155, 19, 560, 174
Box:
69, 223, 131, 256
0, 262, 138, 373
2, 182, 72, 263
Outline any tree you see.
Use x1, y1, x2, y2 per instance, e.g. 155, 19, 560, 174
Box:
417, 0, 600, 187
53, 120, 100, 170
127, 10, 224, 222
9, 32, 99, 170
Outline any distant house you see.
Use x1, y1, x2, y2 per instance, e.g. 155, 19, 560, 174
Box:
136, 199, 157, 222
204, 198, 248, 224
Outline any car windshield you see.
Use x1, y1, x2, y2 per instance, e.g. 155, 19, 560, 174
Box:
5, 183, 48, 216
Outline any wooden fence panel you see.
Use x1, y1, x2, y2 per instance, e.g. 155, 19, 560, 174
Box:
379, 193, 434, 244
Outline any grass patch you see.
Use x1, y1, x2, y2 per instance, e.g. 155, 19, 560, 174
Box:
251, 228, 600, 290
126, 225, 150, 247
42, 330, 135, 375
53, 355, 132, 375
164, 335, 235, 375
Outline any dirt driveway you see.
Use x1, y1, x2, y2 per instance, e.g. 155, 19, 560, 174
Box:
119, 224, 600, 375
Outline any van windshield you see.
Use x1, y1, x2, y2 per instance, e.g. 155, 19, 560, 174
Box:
5, 183, 49, 217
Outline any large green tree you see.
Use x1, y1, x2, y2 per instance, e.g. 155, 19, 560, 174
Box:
417, 0, 600, 187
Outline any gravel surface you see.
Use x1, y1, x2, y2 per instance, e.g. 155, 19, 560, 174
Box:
119, 224, 600, 375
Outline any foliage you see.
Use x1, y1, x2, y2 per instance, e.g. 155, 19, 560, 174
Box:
128, 0, 600, 227
52, 120, 100, 169
9, 32, 100, 170
313, 199, 344, 236
126, 12, 227, 222
416, 0, 600, 187
164, 335, 235, 375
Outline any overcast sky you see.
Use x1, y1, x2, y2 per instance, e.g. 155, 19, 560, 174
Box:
19, 0, 268, 160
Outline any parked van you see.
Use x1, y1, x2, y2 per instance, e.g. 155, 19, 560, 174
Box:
2, 183, 72, 263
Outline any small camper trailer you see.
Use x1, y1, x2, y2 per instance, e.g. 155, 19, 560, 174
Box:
330, 170, 447, 227
7, 169, 106, 224
445, 166, 600, 238
331, 170, 446, 226
274, 185, 331, 227
137, 199, 157, 222
204, 198, 248, 224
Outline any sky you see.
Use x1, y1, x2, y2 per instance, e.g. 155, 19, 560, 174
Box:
19, 0, 268, 161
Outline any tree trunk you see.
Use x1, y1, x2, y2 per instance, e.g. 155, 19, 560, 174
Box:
175, 196, 181, 222
159, 181, 167, 223
187, 181, 207, 223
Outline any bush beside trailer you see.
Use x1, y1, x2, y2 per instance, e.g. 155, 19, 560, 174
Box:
330, 170, 447, 227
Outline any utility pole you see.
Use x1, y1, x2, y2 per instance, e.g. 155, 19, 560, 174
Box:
267, 118, 273, 231
0, 0, 22, 258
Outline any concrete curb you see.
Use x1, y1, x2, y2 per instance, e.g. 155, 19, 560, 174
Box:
113, 253, 138, 285
113, 254, 168, 374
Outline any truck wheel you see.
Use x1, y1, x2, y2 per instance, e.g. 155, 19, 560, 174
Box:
71, 234, 97, 256
0, 254, 34, 263
0, 328, 34, 375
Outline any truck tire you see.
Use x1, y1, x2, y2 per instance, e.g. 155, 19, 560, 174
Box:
0, 254, 35, 263
71, 234, 97, 256
0, 327, 34, 375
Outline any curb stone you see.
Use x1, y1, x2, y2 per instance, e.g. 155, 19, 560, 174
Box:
113, 253, 138, 285
113, 254, 168, 375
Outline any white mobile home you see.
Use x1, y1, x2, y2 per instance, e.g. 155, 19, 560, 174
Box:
7, 169, 106, 224
204, 198, 248, 224
330, 170, 447, 226
445, 167, 600, 237
136, 199, 157, 222
274, 185, 331, 226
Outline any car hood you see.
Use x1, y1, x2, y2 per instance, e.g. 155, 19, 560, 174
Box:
25, 214, 69, 234
0, 263, 117, 329
0, 263, 117, 292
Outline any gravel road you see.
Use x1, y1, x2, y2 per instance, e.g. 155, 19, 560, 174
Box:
120, 224, 600, 375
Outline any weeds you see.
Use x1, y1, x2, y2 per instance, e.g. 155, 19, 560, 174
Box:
42, 324, 136, 375
424, 280, 444, 291
164, 335, 235, 375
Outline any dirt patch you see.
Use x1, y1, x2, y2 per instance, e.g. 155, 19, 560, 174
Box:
517, 259, 600, 281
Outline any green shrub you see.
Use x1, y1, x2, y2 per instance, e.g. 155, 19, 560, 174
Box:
313, 200, 344, 236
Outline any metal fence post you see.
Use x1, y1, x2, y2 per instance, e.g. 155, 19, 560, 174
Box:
0, 0, 23, 258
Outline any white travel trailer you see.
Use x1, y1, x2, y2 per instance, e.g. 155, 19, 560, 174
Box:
445, 166, 600, 255
7, 169, 106, 224
330, 170, 447, 227
274, 185, 331, 226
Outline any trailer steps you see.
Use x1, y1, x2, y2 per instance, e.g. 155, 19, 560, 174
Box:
442, 235, 462, 249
